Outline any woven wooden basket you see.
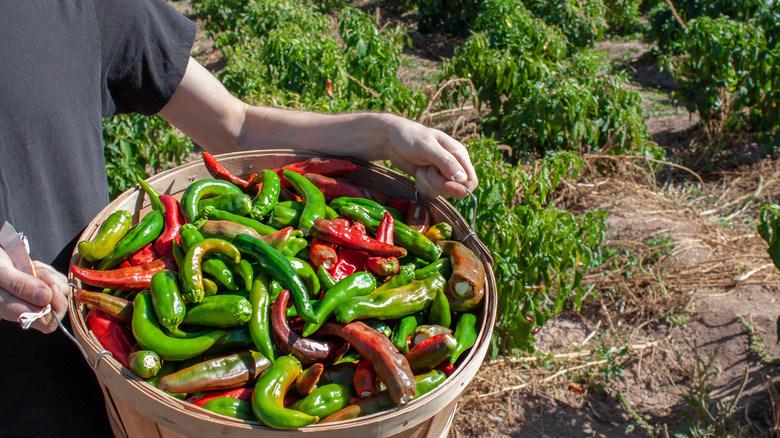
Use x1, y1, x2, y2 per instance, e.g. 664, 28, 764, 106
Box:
68, 150, 496, 438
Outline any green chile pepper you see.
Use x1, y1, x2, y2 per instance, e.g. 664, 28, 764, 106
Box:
182, 294, 252, 328
283, 169, 325, 236
136, 177, 166, 214
301, 272, 377, 337
132, 292, 225, 361
233, 234, 317, 324
200, 206, 278, 236
415, 258, 452, 281
268, 201, 303, 229
329, 197, 405, 222
290, 383, 353, 418
426, 288, 451, 328
181, 238, 241, 303
317, 265, 337, 292
97, 210, 164, 270
207, 326, 256, 354
150, 270, 186, 331
252, 355, 319, 429
450, 312, 478, 364
201, 397, 255, 421
78, 210, 133, 262
374, 263, 416, 294
231, 259, 254, 290
250, 169, 281, 220
287, 256, 320, 298
336, 273, 446, 323
248, 275, 275, 363
128, 349, 162, 379
340, 204, 442, 262
285, 299, 320, 319
391, 312, 425, 354
325, 205, 339, 219
181, 179, 243, 223
320, 370, 446, 422
180, 224, 239, 292
362, 318, 393, 338
198, 193, 252, 217
158, 349, 271, 394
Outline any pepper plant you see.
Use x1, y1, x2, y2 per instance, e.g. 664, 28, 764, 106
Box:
102, 114, 193, 200
454, 138, 606, 355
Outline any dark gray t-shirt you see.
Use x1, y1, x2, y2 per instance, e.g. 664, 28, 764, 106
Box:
0, 1, 195, 436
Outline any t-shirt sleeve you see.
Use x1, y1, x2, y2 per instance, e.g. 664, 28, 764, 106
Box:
96, 0, 196, 116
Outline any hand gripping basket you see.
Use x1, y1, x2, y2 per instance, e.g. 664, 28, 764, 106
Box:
68, 150, 496, 438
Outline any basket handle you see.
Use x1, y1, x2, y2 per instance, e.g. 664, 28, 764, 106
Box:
57, 282, 115, 370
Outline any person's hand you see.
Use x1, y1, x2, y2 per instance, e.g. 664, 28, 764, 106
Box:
0, 248, 69, 333
383, 115, 478, 200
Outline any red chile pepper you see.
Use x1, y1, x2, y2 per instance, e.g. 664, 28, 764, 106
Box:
329, 247, 368, 282
72, 257, 169, 290
74, 289, 134, 325
128, 242, 158, 266
295, 363, 324, 396
303, 173, 372, 202
154, 195, 185, 257
405, 333, 457, 374
85, 309, 134, 368
405, 201, 431, 234
312, 218, 406, 258
187, 387, 253, 407
274, 158, 360, 186
366, 211, 400, 277
202, 151, 251, 193
353, 358, 379, 398
434, 362, 456, 377
310, 238, 337, 270
314, 321, 416, 405
270, 289, 348, 367
438, 240, 486, 301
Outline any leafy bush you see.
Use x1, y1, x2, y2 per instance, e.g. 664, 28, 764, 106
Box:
503, 54, 656, 156
662, 16, 779, 137
603, 0, 644, 35
649, 0, 774, 53
443, 1, 659, 158
102, 114, 193, 199
454, 138, 606, 355
415, 0, 482, 36
197, 0, 427, 117
521, 0, 608, 47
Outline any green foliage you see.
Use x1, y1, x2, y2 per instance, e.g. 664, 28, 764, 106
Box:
521, 0, 609, 47
649, 0, 776, 53
102, 114, 193, 200
662, 16, 779, 137
196, 0, 427, 117
454, 138, 606, 355
503, 54, 655, 156
757, 203, 780, 272
444, 6, 660, 158
415, 0, 482, 36
603, 0, 644, 35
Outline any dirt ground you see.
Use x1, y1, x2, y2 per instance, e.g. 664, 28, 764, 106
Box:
448, 43, 780, 438
173, 3, 780, 435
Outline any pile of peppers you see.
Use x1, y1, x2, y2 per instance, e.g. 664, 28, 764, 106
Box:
71, 152, 486, 429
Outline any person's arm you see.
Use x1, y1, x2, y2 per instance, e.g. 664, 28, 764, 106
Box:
157, 57, 478, 199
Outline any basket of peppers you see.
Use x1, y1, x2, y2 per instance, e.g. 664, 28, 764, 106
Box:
68, 150, 496, 438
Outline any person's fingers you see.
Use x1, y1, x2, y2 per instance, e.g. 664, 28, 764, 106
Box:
0, 250, 61, 332
414, 165, 472, 200
0, 289, 58, 333
33, 261, 69, 320
429, 131, 478, 191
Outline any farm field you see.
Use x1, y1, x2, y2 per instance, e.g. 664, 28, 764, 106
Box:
107, 1, 780, 436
